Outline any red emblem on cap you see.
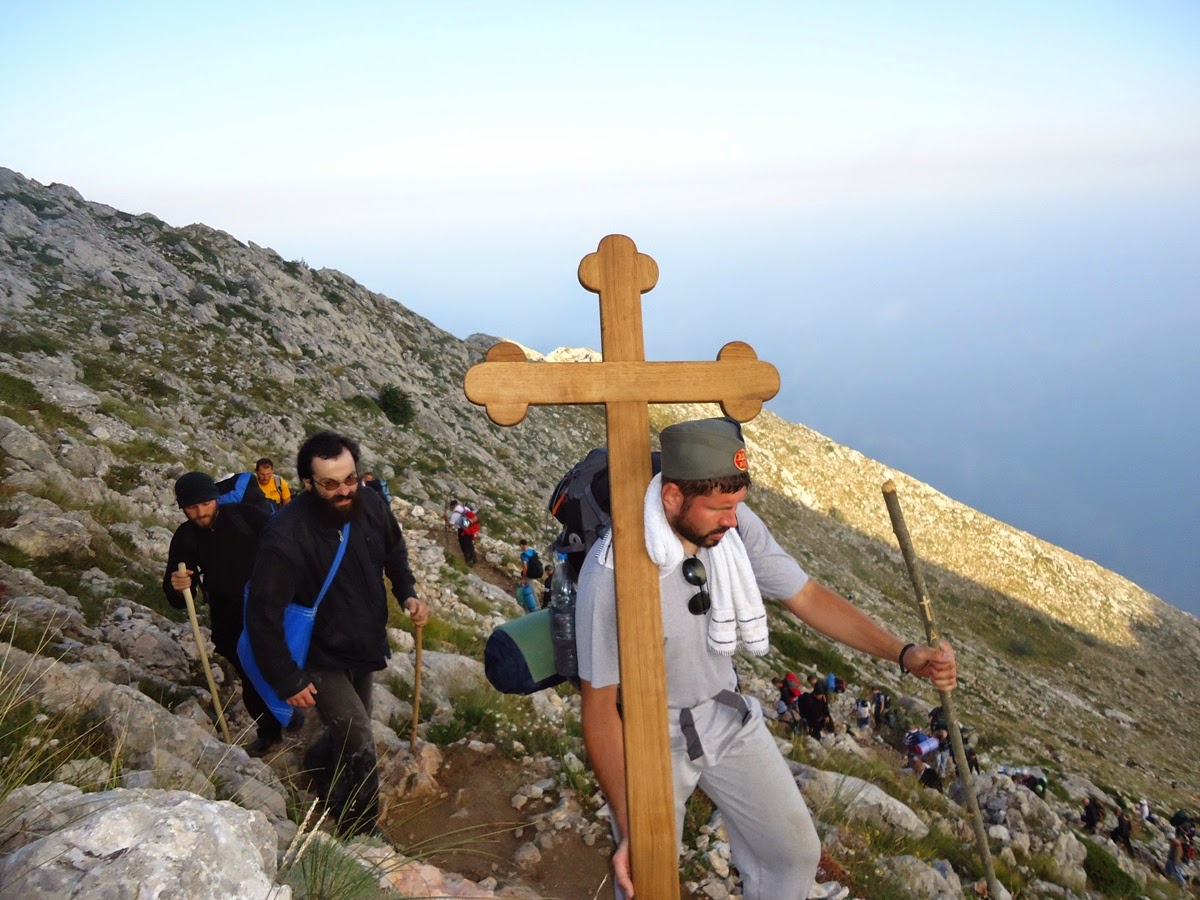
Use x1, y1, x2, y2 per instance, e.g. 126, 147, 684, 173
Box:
733, 449, 749, 471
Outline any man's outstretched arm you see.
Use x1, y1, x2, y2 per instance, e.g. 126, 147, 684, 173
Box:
782, 578, 957, 690
580, 679, 636, 897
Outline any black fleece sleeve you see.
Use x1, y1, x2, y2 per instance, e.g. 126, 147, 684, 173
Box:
380, 498, 417, 603
162, 525, 193, 611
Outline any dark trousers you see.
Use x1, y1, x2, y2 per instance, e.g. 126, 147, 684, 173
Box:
458, 531, 476, 564
304, 668, 379, 836
215, 639, 281, 742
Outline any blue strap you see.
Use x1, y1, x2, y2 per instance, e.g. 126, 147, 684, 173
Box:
312, 522, 351, 612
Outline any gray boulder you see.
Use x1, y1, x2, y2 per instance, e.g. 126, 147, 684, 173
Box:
0, 787, 286, 899
790, 763, 929, 838
0, 512, 93, 559
881, 854, 964, 898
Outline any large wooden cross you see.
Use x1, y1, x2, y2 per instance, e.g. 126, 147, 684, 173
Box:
464, 234, 779, 898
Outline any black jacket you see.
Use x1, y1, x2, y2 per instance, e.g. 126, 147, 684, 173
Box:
245, 488, 418, 699
163, 503, 268, 656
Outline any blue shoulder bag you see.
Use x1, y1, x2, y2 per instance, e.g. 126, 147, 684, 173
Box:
237, 522, 351, 727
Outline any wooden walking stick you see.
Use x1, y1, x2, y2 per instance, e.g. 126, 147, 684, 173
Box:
466, 235, 778, 899
410, 624, 424, 746
882, 481, 1006, 900
177, 563, 232, 744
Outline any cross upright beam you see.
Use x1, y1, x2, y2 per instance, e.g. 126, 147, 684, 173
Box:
464, 234, 779, 899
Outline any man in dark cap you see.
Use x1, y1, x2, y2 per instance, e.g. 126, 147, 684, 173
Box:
244, 430, 429, 837
164, 471, 282, 753
576, 417, 958, 899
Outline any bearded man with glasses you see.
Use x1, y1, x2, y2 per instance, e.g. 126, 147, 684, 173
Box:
576, 417, 957, 899
245, 430, 429, 837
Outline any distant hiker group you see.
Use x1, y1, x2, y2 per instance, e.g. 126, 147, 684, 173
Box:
773, 672, 836, 739
447, 498, 479, 565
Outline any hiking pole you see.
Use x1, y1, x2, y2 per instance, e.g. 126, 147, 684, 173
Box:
410, 624, 424, 746
881, 481, 1006, 900
177, 563, 232, 744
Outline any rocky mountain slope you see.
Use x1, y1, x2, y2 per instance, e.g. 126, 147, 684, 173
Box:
2, 166, 1199, 898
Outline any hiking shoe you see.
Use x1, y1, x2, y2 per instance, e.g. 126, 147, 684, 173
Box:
285, 710, 306, 732
246, 734, 281, 755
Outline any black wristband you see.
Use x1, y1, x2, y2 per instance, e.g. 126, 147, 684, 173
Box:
898, 642, 917, 676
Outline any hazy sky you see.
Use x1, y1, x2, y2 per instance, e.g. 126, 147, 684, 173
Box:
4, 2, 1198, 615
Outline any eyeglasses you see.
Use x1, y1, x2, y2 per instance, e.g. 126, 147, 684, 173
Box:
682, 556, 711, 616
312, 473, 359, 492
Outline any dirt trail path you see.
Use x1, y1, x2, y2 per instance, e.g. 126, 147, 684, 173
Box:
384, 743, 614, 899
425, 522, 521, 594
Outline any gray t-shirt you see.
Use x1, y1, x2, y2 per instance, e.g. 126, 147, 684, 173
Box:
576, 503, 808, 709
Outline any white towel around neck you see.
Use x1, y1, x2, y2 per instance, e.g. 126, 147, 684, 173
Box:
594, 473, 770, 656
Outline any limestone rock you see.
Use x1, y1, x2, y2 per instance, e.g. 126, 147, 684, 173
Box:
0, 788, 283, 899
882, 854, 964, 898
0, 513, 93, 558
791, 763, 929, 838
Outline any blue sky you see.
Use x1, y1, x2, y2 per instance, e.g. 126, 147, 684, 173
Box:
4, 2, 1198, 616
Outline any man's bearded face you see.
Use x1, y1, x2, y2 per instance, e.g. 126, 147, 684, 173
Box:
308, 448, 359, 522
668, 488, 747, 548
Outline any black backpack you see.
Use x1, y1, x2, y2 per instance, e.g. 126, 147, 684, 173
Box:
547, 448, 661, 582
216, 472, 276, 515
524, 551, 544, 580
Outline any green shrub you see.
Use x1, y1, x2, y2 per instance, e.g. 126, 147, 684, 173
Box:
771, 629, 859, 685
387, 675, 436, 723
346, 394, 382, 417
0, 372, 42, 406
186, 285, 211, 305
389, 613, 482, 657
377, 385, 415, 427
995, 614, 1078, 665
141, 376, 178, 402
1081, 837, 1141, 898
461, 596, 493, 618
279, 835, 398, 900
104, 463, 144, 495
6, 332, 60, 356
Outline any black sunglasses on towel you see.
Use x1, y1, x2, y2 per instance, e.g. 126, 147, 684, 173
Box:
682, 556, 711, 616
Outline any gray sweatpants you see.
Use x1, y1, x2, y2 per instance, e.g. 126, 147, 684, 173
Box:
307, 668, 379, 834
310, 667, 375, 753
611, 696, 820, 900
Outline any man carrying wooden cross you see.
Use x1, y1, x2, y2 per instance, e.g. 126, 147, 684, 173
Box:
577, 416, 959, 898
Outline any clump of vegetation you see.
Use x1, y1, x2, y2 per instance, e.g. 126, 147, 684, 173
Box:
6, 332, 61, 356
0, 623, 123, 813
771, 627, 860, 685
186, 285, 211, 305
276, 826, 400, 900
377, 385, 415, 428
997, 613, 1079, 665
1080, 837, 1142, 898
347, 394, 382, 418
390, 614, 482, 658
0, 372, 41, 406
425, 682, 585, 770
387, 675, 436, 724
104, 462, 144, 495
